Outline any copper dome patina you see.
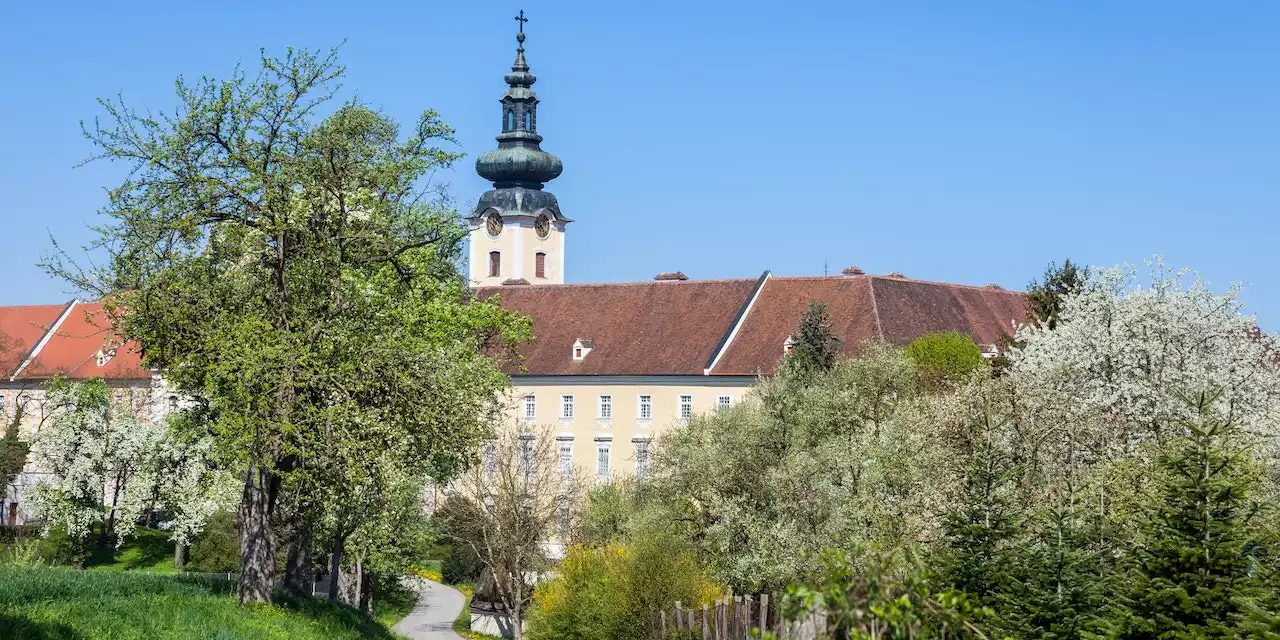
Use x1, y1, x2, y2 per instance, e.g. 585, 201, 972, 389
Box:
472, 20, 566, 203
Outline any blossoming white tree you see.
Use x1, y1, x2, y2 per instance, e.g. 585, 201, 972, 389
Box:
1012, 257, 1280, 455
26, 379, 235, 567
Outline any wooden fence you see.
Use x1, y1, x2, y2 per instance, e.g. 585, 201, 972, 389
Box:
653, 593, 824, 640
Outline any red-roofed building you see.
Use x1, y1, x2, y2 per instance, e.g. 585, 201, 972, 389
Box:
475, 271, 1027, 487
0, 300, 159, 525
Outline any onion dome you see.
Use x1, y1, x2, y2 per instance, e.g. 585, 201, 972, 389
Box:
474, 15, 563, 190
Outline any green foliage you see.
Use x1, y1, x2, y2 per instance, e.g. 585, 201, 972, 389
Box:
0, 406, 29, 498
653, 341, 927, 592
1027, 259, 1088, 329
440, 538, 485, 588
0, 566, 401, 639
780, 301, 843, 377
526, 538, 722, 640
774, 546, 989, 640
904, 331, 984, 387
186, 511, 239, 574
1112, 393, 1270, 638
49, 45, 532, 600
937, 409, 1022, 602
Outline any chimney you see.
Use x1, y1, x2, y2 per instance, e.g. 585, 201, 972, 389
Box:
654, 271, 689, 281
841, 266, 865, 276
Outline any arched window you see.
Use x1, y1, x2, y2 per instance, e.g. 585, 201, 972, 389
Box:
505, 110, 515, 132
523, 111, 531, 131
535, 252, 546, 279
489, 251, 501, 278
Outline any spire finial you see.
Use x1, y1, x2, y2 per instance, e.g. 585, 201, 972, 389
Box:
515, 9, 528, 41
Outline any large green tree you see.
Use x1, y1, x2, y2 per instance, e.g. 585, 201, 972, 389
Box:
47, 48, 529, 602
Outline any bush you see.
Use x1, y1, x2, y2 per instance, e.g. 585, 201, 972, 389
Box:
440, 538, 485, 587
186, 510, 238, 573
526, 536, 722, 640
904, 332, 984, 386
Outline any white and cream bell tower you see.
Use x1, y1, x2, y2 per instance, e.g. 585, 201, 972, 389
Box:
469, 12, 570, 286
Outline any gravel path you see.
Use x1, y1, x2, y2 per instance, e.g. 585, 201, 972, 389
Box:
391, 579, 467, 640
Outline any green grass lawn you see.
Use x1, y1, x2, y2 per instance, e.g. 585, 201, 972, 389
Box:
84, 527, 181, 572
0, 567, 405, 640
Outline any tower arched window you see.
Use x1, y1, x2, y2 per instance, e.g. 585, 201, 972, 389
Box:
505, 110, 515, 132
535, 252, 546, 279
489, 251, 501, 278
523, 111, 531, 131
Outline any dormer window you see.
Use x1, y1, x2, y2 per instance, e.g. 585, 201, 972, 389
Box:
572, 338, 595, 361
95, 348, 116, 367
783, 336, 797, 356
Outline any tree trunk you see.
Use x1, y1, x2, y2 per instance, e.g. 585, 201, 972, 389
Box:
328, 532, 345, 603
174, 541, 186, 570
282, 518, 313, 598
237, 465, 279, 604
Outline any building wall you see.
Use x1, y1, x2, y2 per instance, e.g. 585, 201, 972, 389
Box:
504, 376, 755, 480
468, 216, 565, 286
0, 378, 162, 525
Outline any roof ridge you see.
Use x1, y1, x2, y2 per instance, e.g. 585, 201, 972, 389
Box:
867, 278, 885, 340
10, 299, 77, 381
476, 277, 758, 291
769, 274, 1025, 294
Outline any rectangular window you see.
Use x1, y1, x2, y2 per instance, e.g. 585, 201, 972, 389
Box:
489, 251, 501, 278
717, 394, 732, 411
598, 395, 612, 420
519, 436, 534, 475
679, 395, 693, 420
561, 395, 574, 419
523, 394, 536, 421
558, 441, 573, 477
638, 394, 652, 421
556, 496, 571, 539
536, 252, 546, 279
635, 440, 650, 478
483, 440, 497, 475
596, 443, 611, 478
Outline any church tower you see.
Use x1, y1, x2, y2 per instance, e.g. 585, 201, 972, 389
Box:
469, 12, 568, 286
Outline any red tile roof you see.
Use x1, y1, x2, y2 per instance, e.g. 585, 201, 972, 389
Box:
0, 304, 68, 377
478, 278, 760, 375
482, 274, 1029, 377
1, 301, 150, 381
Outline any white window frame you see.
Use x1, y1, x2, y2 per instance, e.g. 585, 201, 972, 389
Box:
598, 395, 612, 421
561, 395, 574, 420
634, 439, 651, 478
596, 442, 611, 478
558, 440, 573, 478
523, 394, 536, 421
717, 394, 732, 411
638, 394, 652, 422
679, 394, 693, 421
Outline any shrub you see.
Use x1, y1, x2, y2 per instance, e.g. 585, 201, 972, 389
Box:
904, 332, 983, 386
186, 510, 238, 573
440, 538, 485, 587
526, 536, 722, 640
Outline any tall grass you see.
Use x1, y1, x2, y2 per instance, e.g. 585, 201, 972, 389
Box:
0, 567, 402, 640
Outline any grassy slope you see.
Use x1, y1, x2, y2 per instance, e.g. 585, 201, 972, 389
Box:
0, 567, 403, 640
85, 527, 180, 572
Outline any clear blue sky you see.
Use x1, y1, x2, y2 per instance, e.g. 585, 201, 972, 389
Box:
2, 2, 1277, 325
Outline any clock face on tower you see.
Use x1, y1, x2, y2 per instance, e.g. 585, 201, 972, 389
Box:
534, 213, 551, 239
485, 212, 504, 237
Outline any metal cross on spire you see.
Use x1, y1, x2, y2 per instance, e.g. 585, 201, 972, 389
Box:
514, 9, 528, 33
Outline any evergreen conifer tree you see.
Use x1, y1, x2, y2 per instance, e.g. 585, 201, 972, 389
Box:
1027, 259, 1088, 330
1113, 392, 1267, 638
939, 410, 1022, 602
781, 301, 842, 378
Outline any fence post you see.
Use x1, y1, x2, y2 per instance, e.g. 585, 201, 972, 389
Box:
661, 610, 668, 638
758, 593, 768, 635
676, 602, 685, 632
702, 603, 710, 640
773, 593, 784, 639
